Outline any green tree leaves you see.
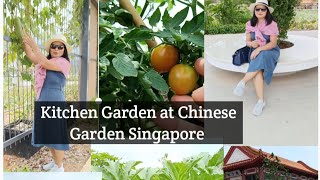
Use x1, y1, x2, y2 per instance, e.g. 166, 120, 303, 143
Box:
166, 7, 189, 28
270, 0, 300, 40
149, 8, 161, 27
182, 11, 204, 34
144, 70, 169, 93
113, 53, 138, 77
4, 0, 83, 80
99, 0, 204, 103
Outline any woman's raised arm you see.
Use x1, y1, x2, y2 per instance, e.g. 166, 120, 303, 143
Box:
22, 29, 62, 72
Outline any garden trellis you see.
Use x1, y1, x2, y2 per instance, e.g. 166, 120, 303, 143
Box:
3, 0, 88, 149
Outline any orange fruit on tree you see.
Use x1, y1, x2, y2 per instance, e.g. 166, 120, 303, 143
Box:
168, 64, 198, 95
150, 44, 179, 73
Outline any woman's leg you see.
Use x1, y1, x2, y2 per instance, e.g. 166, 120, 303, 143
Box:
252, 70, 266, 116
242, 71, 259, 83
253, 70, 264, 100
54, 149, 65, 167
43, 148, 56, 170
50, 148, 56, 160
233, 71, 259, 96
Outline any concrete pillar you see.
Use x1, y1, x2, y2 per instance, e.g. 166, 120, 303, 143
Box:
88, 0, 98, 100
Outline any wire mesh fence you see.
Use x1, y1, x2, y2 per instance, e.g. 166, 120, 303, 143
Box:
3, 0, 84, 148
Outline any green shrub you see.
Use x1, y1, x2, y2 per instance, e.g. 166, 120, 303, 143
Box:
206, 24, 245, 34
205, 0, 251, 34
270, 0, 299, 40
212, 0, 250, 24
290, 9, 318, 30
205, 0, 314, 36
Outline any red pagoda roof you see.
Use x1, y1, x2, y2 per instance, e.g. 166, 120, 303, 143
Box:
224, 146, 318, 177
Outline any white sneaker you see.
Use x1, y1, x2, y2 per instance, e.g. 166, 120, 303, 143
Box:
49, 164, 64, 172
252, 100, 266, 116
43, 160, 55, 171
233, 81, 246, 96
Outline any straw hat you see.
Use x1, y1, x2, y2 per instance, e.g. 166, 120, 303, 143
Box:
249, 0, 274, 14
44, 34, 72, 53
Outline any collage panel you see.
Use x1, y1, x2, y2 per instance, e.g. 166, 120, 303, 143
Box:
3, 0, 98, 172
1, 0, 319, 179
98, 0, 205, 138
91, 144, 223, 179
224, 146, 318, 179
204, 0, 318, 145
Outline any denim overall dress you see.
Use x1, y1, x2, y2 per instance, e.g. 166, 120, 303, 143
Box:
247, 32, 280, 85
31, 70, 70, 151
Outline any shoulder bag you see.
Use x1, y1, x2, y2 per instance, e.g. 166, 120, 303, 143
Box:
232, 46, 250, 66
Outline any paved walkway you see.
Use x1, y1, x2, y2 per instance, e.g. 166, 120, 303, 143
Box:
81, 157, 91, 172
204, 31, 318, 146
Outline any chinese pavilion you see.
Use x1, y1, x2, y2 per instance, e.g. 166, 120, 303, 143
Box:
224, 146, 318, 180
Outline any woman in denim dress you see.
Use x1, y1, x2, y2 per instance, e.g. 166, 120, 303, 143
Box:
22, 31, 71, 172
233, 0, 280, 116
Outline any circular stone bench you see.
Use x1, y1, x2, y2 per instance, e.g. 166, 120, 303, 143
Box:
205, 33, 318, 74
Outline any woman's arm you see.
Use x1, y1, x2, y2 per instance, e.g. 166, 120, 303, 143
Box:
22, 30, 62, 72
22, 41, 38, 64
250, 35, 278, 60
246, 33, 259, 48
258, 35, 278, 51
246, 33, 252, 47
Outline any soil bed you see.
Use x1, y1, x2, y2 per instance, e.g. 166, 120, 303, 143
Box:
279, 40, 294, 49
4, 135, 90, 172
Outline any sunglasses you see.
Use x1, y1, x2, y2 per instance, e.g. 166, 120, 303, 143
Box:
50, 44, 65, 50
255, 8, 267, 12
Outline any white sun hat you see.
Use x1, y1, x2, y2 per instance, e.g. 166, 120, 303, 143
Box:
44, 34, 72, 53
249, 0, 274, 14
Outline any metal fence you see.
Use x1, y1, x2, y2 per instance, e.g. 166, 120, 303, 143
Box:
3, 0, 86, 149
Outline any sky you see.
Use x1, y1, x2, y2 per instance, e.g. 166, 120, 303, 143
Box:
224, 146, 318, 170
4, 172, 102, 180
92, 144, 222, 168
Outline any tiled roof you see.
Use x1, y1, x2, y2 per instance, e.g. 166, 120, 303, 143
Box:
224, 146, 318, 177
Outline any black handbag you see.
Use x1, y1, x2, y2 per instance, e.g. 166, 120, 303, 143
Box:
232, 46, 250, 66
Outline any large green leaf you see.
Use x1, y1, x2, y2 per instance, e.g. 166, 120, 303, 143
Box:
138, 167, 159, 180
123, 161, 143, 179
21, 72, 32, 81
149, 8, 161, 27
182, 11, 204, 34
99, 17, 111, 27
179, 158, 203, 179
152, 30, 172, 38
208, 148, 224, 167
170, 29, 189, 41
20, 55, 32, 67
145, 88, 160, 102
108, 64, 124, 80
99, 31, 107, 44
162, 9, 171, 28
167, 7, 189, 28
112, 53, 138, 77
115, 9, 133, 27
100, 33, 115, 56
163, 160, 179, 180
187, 34, 204, 47
123, 28, 153, 41
144, 70, 169, 93
111, 27, 123, 39
105, 160, 121, 180
100, 56, 110, 66
138, 71, 152, 89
